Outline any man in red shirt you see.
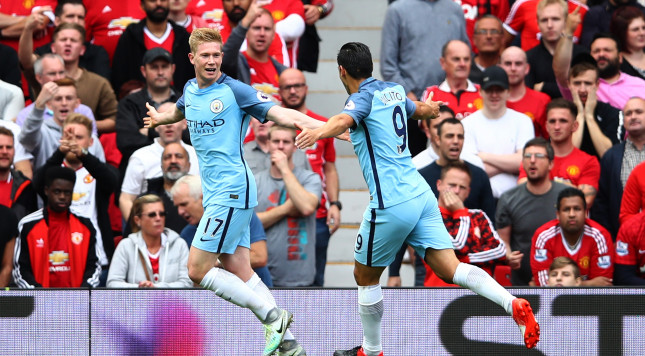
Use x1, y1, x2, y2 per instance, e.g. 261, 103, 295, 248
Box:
421, 40, 482, 120
518, 99, 600, 207
0, 127, 36, 221
500, 46, 551, 138
615, 210, 645, 285
423, 161, 507, 287
531, 187, 613, 286
13, 165, 101, 288
503, 0, 587, 51
278, 68, 340, 287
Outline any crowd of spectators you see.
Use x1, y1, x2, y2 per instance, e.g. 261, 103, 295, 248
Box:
1, 0, 645, 289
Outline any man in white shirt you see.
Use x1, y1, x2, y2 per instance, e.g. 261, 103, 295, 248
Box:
462, 66, 535, 198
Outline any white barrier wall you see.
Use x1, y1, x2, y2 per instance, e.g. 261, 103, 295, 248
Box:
1, 288, 644, 355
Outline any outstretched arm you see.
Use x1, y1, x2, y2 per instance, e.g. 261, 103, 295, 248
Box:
143, 102, 184, 128
294, 113, 354, 149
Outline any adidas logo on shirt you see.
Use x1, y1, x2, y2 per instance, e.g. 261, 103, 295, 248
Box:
102, 5, 112, 13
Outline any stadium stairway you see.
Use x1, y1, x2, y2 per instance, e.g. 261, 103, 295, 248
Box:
302, 0, 416, 287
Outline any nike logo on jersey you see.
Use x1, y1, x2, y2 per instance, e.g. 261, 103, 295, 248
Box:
102, 6, 112, 13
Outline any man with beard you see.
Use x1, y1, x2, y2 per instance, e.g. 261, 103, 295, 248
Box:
111, 0, 192, 94
530, 187, 613, 286
278, 68, 340, 286
589, 34, 645, 110
496, 138, 568, 285
34, 113, 117, 282
119, 102, 199, 221
125, 141, 192, 235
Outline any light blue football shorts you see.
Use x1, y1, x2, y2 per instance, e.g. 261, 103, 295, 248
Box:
354, 190, 453, 267
191, 204, 253, 254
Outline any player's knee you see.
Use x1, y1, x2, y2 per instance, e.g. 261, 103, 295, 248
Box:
188, 262, 208, 285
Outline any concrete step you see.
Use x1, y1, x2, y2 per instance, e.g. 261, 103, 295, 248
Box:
336, 157, 367, 190
338, 190, 370, 225
319, 0, 388, 29
317, 29, 383, 62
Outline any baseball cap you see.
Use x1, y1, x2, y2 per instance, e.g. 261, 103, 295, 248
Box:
142, 47, 173, 66
481, 65, 509, 90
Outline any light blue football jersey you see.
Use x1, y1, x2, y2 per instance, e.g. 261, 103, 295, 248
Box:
341, 77, 430, 209
176, 74, 275, 209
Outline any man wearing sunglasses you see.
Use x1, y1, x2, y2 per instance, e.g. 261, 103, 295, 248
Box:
496, 137, 569, 285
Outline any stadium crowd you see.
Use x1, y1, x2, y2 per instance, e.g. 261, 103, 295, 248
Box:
1, 0, 645, 289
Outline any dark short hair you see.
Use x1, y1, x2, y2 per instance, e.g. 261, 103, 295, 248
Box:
337, 42, 373, 79
549, 256, 581, 278
436, 117, 462, 137
569, 62, 599, 81
425, 105, 455, 127
556, 187, 587, 211
440, 160, 472, 180
55, 0, 85, 18
546, 98, 578, 120
590, 32, 619, 50
523, 137, 554, 161
45, 166, 76, 187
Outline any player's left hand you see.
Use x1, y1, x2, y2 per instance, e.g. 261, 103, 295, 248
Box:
294, 123, 321, 149
335, 130, 351, 142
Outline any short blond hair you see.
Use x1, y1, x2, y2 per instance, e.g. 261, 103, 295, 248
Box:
189, 28, 223, 54
537, 0, 567, 20
63, 113, 92, 135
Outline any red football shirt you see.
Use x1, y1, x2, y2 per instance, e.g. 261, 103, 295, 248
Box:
48, 209, 73, 287
421, 81, 482, 120
143, 25, 175, 53
504, 0, 587, 51
507, 87, 551, 138
531, 219, 613, 286
243, 52, 281, 100
0, 179, 11, 207
186, 0, 224, 29
456, 0, 510, 49
304, 110, 336, 219
0, 0, 56, 51
518, 147, 600, 189
84, 0, 145, 62
615, 212, 645, 279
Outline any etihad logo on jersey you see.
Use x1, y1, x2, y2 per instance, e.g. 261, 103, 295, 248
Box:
345, 100, 356, 110
186, 118, 225, 134
71, 232, 84, 245
108, 17, 140, 30
210, 99, 223, 113
49, 251, 69, 265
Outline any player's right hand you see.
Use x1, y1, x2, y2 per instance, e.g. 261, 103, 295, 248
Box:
144, 102, 158, 129
294, 123, 320, 149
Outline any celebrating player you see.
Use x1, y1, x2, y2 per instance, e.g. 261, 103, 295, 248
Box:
144, 28, 327, 356
295, 42, 540, 356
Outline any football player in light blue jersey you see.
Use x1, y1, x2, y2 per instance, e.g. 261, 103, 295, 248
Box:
144, 28, 330, 356
296, 42, 540, 356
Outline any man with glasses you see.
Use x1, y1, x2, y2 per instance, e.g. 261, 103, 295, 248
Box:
278, 68, 340, 287
496, 138, 568, 285
469, 15, 505, 84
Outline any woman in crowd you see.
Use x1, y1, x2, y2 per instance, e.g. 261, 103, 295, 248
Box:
611, 6, 645, 80
107, 194, 192, 288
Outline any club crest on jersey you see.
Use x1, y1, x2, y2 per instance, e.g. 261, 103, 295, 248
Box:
71, 232, 84, 245
534, 249, 547, 262
345, 100, 356, 110
256, 91, 272, 102
83, 174, 94, 184
210, 99, 224, 113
